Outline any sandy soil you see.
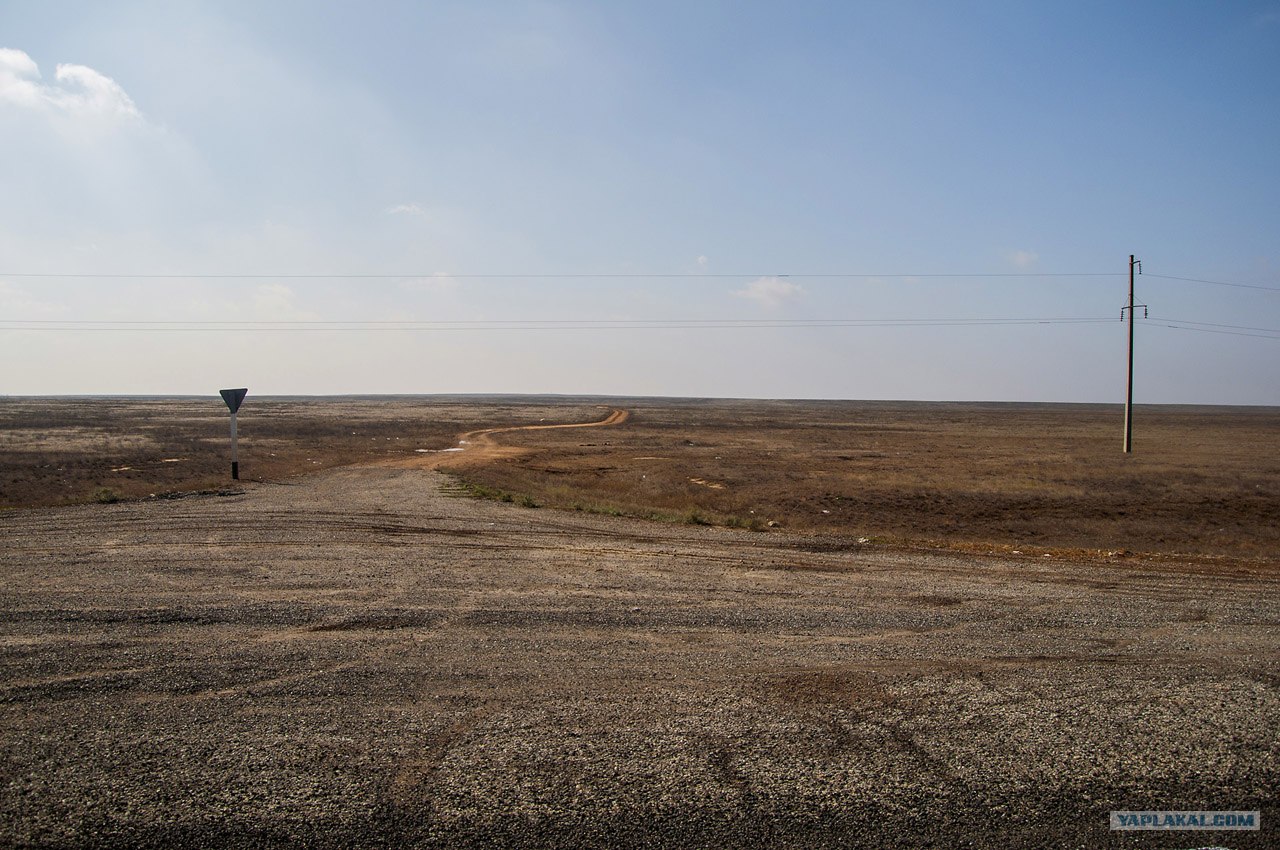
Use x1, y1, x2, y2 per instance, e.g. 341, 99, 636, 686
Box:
390, 406, 632, 469
2, 437, 1277, 847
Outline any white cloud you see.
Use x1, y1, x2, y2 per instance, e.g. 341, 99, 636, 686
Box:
1007, 249, 1039, 270
696, 255, 709, 267
387, 202, 426, 216
0, 48, 41, 107
732, 276, 802, 308
52, 64, 139, 117
0, 48, 139, 119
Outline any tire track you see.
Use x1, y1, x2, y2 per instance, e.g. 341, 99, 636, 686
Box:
379, 407, 630, 469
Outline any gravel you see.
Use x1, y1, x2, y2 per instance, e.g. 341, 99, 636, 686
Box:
2, 466, 1277, 848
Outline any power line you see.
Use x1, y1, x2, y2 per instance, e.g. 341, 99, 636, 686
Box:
1145, 273, 1280, 293
1148, 317, 1280, 335
1143, 321, 1280, 341
0, 271, 1119, 280
0, 317, 1121, 332
4, 269, 1274, 291
0, 316, 1118, 325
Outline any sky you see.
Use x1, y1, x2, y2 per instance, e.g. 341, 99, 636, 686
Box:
1, 0, 1278, 403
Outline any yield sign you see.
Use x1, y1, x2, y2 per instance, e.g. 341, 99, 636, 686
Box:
220, 388, 248, 414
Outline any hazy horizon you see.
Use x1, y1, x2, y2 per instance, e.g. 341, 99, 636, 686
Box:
4, 392, 1278, 412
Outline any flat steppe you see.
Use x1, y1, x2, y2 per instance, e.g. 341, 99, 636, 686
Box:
1, 396, 1277, 848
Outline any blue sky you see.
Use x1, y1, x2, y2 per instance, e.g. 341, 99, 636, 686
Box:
1, 1, 1278, 402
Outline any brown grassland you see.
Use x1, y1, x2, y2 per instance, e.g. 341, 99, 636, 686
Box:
444, 398, 1280, 560
4, 396, 1276, 560
0, 396, 600, 508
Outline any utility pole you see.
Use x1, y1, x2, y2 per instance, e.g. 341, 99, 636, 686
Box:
1122, 256, 1145, 454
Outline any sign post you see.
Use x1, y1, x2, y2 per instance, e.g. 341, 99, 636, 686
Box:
219, 388, 248, 480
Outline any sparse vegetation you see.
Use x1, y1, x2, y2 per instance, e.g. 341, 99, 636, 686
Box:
441, 399, 1280, 558
724, 514, 767, 531
681, 508, 711, 526
0, 397, 599, 509
5, 396, 1278, 558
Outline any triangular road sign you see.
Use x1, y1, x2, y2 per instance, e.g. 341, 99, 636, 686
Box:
220, 388, 248, 414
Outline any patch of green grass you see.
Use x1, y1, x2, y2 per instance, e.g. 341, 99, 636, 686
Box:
92, 487, 120, 504
682, 509, 712, 526
447, 474, 775, 534
455, 482, 515, 502
725, 514, 767, 531
451, 479, 546, 507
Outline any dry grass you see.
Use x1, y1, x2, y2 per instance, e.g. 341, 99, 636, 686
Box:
0, 396, 598, 508
445, 399, 1280, 559
4, 395, 1277, 561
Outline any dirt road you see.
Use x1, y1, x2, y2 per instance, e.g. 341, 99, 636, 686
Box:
391, 406, 631, 468
2, 449, 1277, 846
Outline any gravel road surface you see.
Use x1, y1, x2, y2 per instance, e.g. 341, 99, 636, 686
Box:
2, 465, 1277, 848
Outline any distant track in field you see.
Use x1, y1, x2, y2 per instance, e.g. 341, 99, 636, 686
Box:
385, 407, 630, 469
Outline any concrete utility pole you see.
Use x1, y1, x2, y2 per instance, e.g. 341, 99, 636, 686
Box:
220, 388, 248, 480
1122, 256, 1144, 454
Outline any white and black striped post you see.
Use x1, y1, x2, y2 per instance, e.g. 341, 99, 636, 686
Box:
219, 388, 248, 480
